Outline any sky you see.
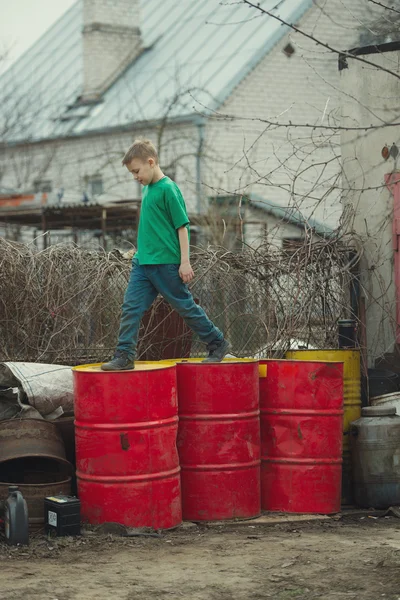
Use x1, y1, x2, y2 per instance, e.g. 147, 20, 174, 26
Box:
0, 0, 76, 71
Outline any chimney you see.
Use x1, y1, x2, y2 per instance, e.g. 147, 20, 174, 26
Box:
82, 0, 142, 101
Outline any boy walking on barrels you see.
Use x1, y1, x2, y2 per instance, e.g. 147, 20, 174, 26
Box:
102, 139, 230, 371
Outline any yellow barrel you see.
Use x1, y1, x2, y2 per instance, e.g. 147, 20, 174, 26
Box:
286, 349, 361, 505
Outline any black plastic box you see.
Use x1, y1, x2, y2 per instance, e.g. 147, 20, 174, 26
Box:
44, 495, 81, 536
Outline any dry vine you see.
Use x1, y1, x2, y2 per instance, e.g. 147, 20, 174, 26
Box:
0, 234, 361, 365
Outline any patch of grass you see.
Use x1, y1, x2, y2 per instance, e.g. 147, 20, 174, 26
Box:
277, 588, 309, 599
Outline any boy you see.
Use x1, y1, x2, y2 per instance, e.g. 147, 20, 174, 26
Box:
102, 139, 230, 371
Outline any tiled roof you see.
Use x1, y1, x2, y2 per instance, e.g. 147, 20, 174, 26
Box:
1, 0, 312, 143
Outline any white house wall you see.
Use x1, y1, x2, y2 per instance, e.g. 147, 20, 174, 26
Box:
0, 121, 309, 249
203, 0, 374, 230
340, 49, 400, 365
0, 123, 199, 210
244, 215, 308, 250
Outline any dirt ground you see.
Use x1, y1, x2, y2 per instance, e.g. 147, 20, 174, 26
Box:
0, 514, 400, 600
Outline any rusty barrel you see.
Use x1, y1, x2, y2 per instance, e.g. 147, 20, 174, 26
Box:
260, 360, 344, 513
0, 418, 71, 468
0, 419, 73, 530
176, 361, 260, 521
73, 363, 181, 530
286, 349, 361, 504
0, 471, 71, 530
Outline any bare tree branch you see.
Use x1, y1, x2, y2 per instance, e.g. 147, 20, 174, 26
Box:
242, 0, 400, 81
367, 0, 400, 15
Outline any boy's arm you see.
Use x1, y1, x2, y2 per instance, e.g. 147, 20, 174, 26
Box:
178, 226, 194, 283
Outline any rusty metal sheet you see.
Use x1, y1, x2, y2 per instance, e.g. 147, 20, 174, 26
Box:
0, 419, 72, 470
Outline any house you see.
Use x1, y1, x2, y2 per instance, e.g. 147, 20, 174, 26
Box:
0, 0, 382, 248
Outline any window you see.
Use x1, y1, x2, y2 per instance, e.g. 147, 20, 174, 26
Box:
88, 177, 104, 197
207, 195, 248, 250
34, 179, 52, 193
209, 195, 248, 215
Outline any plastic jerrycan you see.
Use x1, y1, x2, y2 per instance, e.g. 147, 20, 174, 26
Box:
4, 485, 29, 546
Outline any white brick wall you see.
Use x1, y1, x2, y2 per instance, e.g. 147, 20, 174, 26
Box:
83, 0, 140, 28
340, 49, 400, 363
0, 124, 199, 212
83, 0, 141, 99
203, 0, 373, 229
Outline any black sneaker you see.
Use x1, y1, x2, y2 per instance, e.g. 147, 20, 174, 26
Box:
202, 339, 231, 363
101, 351, 134, 371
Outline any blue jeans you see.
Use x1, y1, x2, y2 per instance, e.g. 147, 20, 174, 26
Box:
116, 260, 223, 359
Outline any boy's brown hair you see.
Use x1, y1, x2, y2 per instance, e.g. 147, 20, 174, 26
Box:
122, 139, 159, 165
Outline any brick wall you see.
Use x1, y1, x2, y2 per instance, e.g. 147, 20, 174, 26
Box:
83, 0, 140, 27
83, 0, 142, 99
0, 123, 199, 213
203, 0, 372, 229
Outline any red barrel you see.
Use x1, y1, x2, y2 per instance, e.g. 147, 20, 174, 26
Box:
176, 361, 260, 521
73, 363, 181, 530
260, 360, 343, 514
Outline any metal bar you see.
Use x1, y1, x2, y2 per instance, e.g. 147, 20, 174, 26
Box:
385, 173, 400, 343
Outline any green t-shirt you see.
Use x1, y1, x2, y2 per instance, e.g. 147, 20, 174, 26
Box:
135, 176, 190, 265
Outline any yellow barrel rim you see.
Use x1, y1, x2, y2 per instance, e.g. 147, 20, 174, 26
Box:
73, 362, 176, 373
286, 348, 360, 353
157, 358, 258, 364
260, 358, 344, 364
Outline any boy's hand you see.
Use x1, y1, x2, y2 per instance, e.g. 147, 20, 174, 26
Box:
179, 261, 194, 283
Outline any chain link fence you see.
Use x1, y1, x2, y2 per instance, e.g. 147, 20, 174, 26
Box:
0, 238, 355, 365
189, 244, 353, 357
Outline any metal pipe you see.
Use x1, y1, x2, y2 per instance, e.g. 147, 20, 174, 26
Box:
196, 119, 205, 215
